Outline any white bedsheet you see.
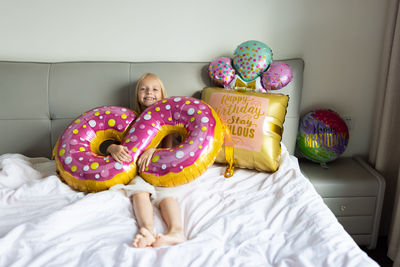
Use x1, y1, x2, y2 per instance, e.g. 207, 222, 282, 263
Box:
0, 147, 378, 267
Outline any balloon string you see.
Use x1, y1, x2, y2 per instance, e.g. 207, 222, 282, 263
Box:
223, 125, 235, 178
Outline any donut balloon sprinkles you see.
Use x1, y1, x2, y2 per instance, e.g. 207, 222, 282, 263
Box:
54, 97, 224, 192
124, 96, 224, 187
54, 106, 138, 192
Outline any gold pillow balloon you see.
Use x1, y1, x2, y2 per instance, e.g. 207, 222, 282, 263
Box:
201, 87, 289, 173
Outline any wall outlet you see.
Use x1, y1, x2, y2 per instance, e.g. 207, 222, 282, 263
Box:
342, 116, 354, 130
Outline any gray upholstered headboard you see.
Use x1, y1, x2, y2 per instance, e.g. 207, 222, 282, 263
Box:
0, 59, 304, 158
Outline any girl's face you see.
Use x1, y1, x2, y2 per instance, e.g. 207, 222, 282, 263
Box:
137, 76, 163, 108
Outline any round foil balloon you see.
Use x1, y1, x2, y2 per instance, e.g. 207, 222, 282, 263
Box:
233, 40, 273, 82
208, 57, 235, 87
261, 62, 293, 90
297, 109, 349, 163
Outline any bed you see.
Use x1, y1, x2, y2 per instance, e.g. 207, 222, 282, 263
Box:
0, 59, 378, 266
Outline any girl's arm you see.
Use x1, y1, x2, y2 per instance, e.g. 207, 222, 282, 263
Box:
137, 148, 155, 173
137, 134, 173, 173
106, 144, 132, 163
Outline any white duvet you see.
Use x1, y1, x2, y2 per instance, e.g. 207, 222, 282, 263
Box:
0, 147, 378, 267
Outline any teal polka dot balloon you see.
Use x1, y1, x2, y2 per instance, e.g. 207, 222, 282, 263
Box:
233, 40, 273, 82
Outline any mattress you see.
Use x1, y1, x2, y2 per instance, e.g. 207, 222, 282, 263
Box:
0, 145, 377, 267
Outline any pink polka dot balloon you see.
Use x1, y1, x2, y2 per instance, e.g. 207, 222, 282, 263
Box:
261, 62, 293, 90
208, 57, 235, 87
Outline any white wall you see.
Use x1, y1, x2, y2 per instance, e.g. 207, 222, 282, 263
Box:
0, 0, 389, 157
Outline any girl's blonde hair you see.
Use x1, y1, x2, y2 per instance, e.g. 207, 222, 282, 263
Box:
133, 73, 167, 114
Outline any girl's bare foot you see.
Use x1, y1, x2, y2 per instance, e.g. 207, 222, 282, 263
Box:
152, 230, 186, 247
132, 227, 155, 248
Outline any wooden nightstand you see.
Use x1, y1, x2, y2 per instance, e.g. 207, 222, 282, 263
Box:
299, 156, 385, 249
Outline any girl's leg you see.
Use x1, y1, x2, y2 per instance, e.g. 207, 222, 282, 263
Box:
131, 191, 156, 247
152, 197, 186, 247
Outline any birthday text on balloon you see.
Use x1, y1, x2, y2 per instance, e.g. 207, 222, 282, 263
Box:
217, 94, 265, 120
209, 92, 269, 152
303, 133, 348, 148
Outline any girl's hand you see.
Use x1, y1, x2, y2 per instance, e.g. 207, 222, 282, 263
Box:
137, 148, 156, 173
107, 144, 132, 164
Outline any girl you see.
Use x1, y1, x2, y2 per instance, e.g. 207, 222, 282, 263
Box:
104, 73, 186, 248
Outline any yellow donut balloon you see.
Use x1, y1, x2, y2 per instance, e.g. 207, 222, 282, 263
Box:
54, 97, 225, 192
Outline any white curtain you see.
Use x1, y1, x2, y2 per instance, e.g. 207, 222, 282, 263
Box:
388, 168, 400, 265
368, 0, 400, 264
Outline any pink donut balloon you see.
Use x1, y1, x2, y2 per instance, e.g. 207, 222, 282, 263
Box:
261, 62, 293, 90
54, 97, 224, 192
124, 96, 224, 187
54, 106, 138, 192
208, 57, 235, 87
